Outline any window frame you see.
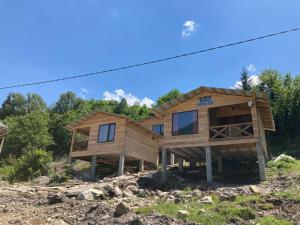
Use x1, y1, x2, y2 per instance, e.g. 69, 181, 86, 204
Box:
172, 110, 198, 136
152, 124, 164, 136
97, 123, 116, 143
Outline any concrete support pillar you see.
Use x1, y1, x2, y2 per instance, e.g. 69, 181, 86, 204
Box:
256, 141, 266, 181
170, 153, 175, 166
161, 148, 167, 182
90, 155, 97, 180
139, 159, 144, 172
217, 155, 223, 174
178, 157, 184, 173
118, 152, 125, 176
190, 161, 196, 168
205, 146, 213, 183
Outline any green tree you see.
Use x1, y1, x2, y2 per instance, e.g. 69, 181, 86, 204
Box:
114, 98, 128, 114
52, 92, 85, 114
26, 93, 47, 112
240, 67, 252, 91
2, 111, 53, 157
0, 93, 27, 119
157, 89, 182, 106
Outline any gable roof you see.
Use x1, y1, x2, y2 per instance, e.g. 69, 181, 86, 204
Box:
151, 86, 275, 131
66, 111, 160, 137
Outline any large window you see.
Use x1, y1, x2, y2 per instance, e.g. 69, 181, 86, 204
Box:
172, 110, 198, 135
98, 123, 116, 143
152, 124, 164, 136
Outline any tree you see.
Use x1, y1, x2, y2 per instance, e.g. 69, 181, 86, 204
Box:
157, 89, 182, 106
52, 92, 85, 114
0, 93, 27, 119
240, 67, 252, 91
26, 93, 47, 112
2, 111, 53, 157
114, 98, 128, 114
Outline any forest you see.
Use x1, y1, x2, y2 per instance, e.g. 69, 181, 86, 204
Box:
0, 69, 299, 181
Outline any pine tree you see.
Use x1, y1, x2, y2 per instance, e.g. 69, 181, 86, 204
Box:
240, 67, 252, 91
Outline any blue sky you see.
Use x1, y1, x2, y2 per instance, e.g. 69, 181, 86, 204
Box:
1, 1, 300, 106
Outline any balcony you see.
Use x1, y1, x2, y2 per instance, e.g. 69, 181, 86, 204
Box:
73, 140, 88, 152
209, 122, 254, 141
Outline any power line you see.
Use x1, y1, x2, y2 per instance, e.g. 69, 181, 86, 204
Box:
1, 26, 300, 90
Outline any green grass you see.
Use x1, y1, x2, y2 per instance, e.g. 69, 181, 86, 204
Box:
256, 216, 292, 225
266, 159, 300, 177
274, 189, 300, 202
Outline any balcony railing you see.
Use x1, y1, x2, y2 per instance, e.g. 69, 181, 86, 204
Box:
209, 122, 254, 141
73, 140, 88, 152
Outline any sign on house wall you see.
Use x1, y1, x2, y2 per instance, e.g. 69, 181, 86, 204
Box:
198, 96, 214, 106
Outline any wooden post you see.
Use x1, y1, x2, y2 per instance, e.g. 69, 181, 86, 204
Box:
205, 146, 213, 183
90, 155, 97, 181
178, 157, 184, 173
161, 148, 167, 182
217, 155, 223, 174
68, 130, 76, 163
256, 141, 266, 181
139, 159, 144, 172
118, 152, 125, 176
170, 153, 175, 166
0, 137, 5, 154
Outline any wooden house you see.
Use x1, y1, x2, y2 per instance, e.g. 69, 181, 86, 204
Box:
140, 86, 275, 182
0, 122, 8, 154
66, 111, 160, 178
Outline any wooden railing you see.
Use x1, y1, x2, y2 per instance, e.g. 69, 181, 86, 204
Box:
209, 122, 254, 141
73, 140, 88, 152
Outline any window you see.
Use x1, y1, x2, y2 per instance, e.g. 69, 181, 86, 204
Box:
172, 110, 198, 135
152, 124, 164, 136
98, 123, 116, 143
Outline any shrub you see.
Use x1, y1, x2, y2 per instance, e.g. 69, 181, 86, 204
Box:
267, 160, 295, 171
256, 216, 291, 225
0, 148, 52, 182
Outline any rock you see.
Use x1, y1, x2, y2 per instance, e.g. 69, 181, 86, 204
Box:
136, 189, 147, 198
177, 210, 189, 219
191, 189, 202, 197
273, 154, 295, 162
21, 191, 37, 200
114, 202, 130, 217
219, 191, 236, 202
198, 208, 206, 214
129, 217, 143, 225
77, 190, 94, 201
48, 193, 67, 205
126, 185, 138, 194
104, 184, 123, 197
171, 190, 182, 198
198, 196, 213, 204
249, 185, 260, 194
32, 176, 50, 185
122, 189, 134, 197
90, 189, 105, 199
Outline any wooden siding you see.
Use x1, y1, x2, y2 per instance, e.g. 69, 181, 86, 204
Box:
125, 122, 159, 164
70, 114, 126, 157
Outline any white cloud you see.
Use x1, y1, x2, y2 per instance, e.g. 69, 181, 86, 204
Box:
103, 89, 154, 108
231, 75, 261, 89
181, 20, 197, 38
246, 64, 256, 73
79, 87, 89, 99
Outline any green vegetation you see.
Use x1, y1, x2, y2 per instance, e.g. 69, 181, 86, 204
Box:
0, 148, 52, 182
256, 216, 292, 225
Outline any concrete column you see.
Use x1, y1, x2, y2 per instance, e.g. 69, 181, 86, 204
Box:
217, 155, 223, 174
161, 148, 167, 182
118, 152, 125, 176
90, 155, 97, 180
178, 157, 184, 173
205, 146, 213, 183
256, 141, 266, 181
139, 159, 144, 172
170, 153, 175, 166
190, 161, 196, 168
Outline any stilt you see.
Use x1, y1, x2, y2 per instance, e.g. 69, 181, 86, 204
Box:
256, 141, 266, 181
217, 155, 223, 174
178, 157, 184, 173
139, 159, 144, 172
161, 148, 167, 182
118, 152, 125, 176
170, 153, 175, 166
90, 155, 97, 181
205, 146, 213, 183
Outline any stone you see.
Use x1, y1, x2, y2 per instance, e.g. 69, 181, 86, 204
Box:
114, 202, 130, 217
48, 193, 67, 205
177, 210, 189, 219
191, 189, 202, 197
129, 217, 143, 225
104, 184, 123, 197
198, 196, 213, 204
122, 189, 134, 197
171, 190, 182, 198
198, 208, 206, 214
273, 154, 295, 162
21, 191, 37, 200
249, 185, 260, 194
126, 185, 138, 194
90, 189, 105, 199
32, 176, 50, 185
78, 190, 94, 201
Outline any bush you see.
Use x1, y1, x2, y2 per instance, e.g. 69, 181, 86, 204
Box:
0, 148, 52, 182
49, 163, 74, 184
257, 216, 291, 225
267, 160, 295, 171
